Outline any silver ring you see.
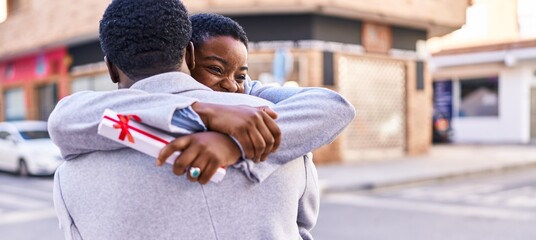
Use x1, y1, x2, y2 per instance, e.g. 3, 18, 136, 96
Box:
189, 167, 201, 178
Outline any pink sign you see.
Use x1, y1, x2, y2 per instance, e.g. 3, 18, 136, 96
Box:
0, 48, 66, 82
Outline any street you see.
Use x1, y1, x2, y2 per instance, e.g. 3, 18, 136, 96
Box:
2, 168, 536, 240
0, 173, 62, 240
313, 167, 536, 240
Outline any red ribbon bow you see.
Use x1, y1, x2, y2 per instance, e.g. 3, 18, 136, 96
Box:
113, 114, 142, 143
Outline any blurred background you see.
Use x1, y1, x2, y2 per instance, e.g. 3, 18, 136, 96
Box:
1, 0, 536, 239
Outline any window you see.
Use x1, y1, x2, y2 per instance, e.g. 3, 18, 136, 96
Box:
248, 52, 302, 86
459, 76, 499, 117
19, 130, 49, 140
71, 73, 116, 93
0, 131, 10, 140
37, 83, 58, 121
4, 87, 26, 121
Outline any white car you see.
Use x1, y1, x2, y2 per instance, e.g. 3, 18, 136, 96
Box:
0, 121, 63, 176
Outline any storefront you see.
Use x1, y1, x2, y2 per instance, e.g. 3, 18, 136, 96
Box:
431, 41, 536, 144
230, 14, 432, 162
0, 48, 68, 121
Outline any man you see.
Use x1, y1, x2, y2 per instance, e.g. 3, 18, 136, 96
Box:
50, 0, 355, 239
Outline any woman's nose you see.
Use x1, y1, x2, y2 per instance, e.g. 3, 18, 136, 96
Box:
220, 78, 238, 92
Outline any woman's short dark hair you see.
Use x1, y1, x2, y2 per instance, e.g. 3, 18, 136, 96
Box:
190, 13, 248, 50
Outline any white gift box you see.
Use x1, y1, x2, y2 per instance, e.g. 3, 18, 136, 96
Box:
97, 109, 226, 183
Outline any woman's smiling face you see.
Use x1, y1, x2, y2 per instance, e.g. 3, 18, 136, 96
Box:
190, 36, 248, 93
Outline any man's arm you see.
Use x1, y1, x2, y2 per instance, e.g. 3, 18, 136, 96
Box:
48, 90, 199, 160
48, 89, 280, 163
238, 79, 356, 182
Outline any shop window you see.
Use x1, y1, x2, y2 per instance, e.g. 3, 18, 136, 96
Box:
4, 87, 26, 121
459, 76, 499, 117
37, 83, 58, 121
248, 52, 302, 86
71, 73, 116, 93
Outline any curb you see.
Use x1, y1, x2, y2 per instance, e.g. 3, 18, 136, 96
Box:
319, 160, 536, 194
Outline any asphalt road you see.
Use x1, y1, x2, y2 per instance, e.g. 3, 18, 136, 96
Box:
0, 172, 62, 240
2, 168, 536, 240
312, 167, 536, 240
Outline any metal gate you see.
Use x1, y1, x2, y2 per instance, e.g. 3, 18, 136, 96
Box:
337, 55, 407, 161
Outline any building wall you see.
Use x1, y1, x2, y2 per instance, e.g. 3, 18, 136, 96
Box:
186, 0, 467, 37
0, 0, 467, 59
0, 0, 110, 58
406, 60, 433, 154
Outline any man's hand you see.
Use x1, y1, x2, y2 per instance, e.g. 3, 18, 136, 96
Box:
191, 102, 281, 162
157, 132, 242, 184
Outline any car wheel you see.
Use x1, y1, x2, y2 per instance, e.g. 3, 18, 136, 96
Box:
18, 159, 29, 177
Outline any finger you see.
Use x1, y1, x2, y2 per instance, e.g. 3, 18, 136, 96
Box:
256, 106, 278, 119
261, 112, 281, 153
254, 117, 276, 162
263, 108, 278, 119
197, 157, 219, 185
171, 143, 199, 177
247, 128, 265, 163
157, 137, 189, 166
235, 130, 255, 160
187, 154, 209, 183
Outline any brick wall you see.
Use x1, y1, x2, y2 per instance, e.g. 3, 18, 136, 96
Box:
0, 0, 110, 58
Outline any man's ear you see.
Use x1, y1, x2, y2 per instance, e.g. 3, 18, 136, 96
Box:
185, 41, 195, 71
104, 56, 119, 84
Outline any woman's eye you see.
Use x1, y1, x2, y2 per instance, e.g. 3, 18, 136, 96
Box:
235, 75, 246, 82
208, 66, 223, 75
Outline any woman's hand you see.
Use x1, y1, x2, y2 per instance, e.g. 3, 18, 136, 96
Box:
191, 102, 281, 162
157, 131, 242, 184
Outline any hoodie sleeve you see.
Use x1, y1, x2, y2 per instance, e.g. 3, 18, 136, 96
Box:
48, 89, 199, 160
239, 78, 356, 182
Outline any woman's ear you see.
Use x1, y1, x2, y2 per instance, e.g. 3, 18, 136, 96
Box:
104, 56, 119, 84
185, 41, 195, 71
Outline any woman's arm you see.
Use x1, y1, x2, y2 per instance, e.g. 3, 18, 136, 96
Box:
240, 78, 356, 182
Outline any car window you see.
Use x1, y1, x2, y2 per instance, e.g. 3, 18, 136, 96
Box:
19, 130, 50, 140
0, 131, 10, 140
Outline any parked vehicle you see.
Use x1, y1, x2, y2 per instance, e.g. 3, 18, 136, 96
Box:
0, 121, 63, 176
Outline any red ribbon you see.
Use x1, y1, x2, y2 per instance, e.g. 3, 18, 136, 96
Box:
112, 114, 142, 143
104, 113, 226, 169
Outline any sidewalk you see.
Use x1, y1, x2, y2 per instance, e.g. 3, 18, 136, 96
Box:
316, 144, 536, 193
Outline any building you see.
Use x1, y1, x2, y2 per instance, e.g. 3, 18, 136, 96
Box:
0, 0, 468, 163
429, 0, 536, 144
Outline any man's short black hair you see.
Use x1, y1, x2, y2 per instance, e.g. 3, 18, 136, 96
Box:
190, 13, 248, 50
99, 0, 191, 80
